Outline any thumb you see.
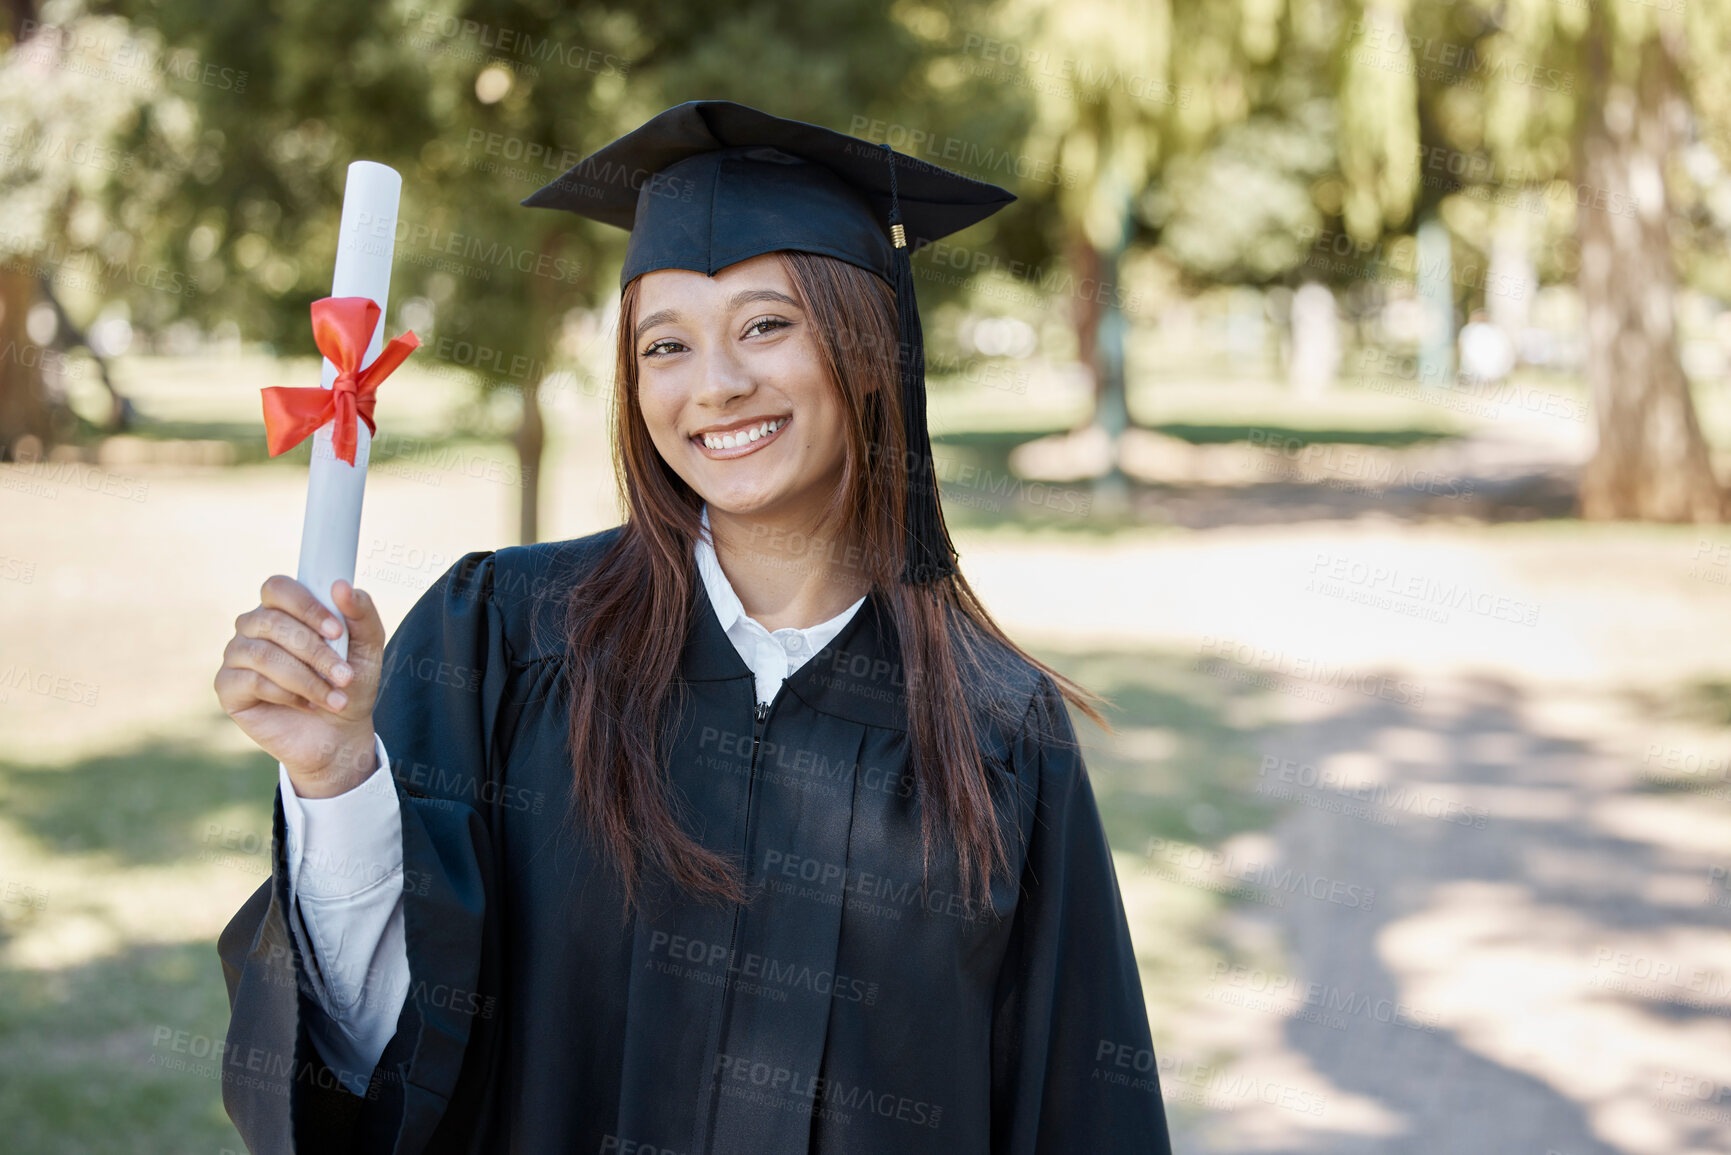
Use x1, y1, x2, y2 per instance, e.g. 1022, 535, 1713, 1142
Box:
332, 579, 388, 671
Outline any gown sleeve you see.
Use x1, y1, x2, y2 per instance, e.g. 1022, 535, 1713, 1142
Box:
217, 551, 512, 1155
990, 674, 1173, 1154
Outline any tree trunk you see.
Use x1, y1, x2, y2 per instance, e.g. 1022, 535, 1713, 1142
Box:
514, 380, 544, 545
1065, 227, 1106, 411
1416, 213, 1454, 388
0, 269, 57, 461
1061, 223, 1133, 504
1576, 24, 1724, 521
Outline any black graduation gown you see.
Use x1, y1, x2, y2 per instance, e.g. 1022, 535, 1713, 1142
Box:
217, 525, 1172, 1154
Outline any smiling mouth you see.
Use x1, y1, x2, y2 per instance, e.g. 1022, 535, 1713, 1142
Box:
692, 415, 790, 458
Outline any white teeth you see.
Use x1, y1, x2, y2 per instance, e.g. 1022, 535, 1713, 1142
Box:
701, 416, 786, 450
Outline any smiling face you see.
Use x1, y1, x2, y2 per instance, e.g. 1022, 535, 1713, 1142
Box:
630, 252, 854, 526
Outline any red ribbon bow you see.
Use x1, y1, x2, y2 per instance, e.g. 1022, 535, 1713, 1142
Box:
261, 296, 420, 465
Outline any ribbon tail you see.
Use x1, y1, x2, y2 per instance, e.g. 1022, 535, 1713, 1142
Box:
331, 389, 359, 466
354, 332, 421, 437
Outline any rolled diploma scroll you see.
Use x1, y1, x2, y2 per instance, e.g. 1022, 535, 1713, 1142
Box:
297, 160, 402, 661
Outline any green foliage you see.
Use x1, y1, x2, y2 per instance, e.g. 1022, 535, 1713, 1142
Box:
1146, 102, 1335, 283
26, 0, 1080, 406
12, 0, 1731, 377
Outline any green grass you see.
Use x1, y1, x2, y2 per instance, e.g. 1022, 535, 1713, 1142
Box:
1, 741, 273, 867
0, 737, 278, 1149
0, 943, 246, 1153
1030, 644, 1290, 1074
1038, 647, 1279, 851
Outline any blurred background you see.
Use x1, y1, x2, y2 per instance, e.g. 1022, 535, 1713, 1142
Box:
3, 0, 1731, 1150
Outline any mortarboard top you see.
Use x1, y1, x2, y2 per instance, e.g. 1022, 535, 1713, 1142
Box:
521, 100, 1019, 587
519, 100, 1015, 289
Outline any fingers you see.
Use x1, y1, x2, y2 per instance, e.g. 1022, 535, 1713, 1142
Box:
235, 606, 352, 689
215, 663, 321, 713
223, 631, 348, 713
260, 574, 345, 644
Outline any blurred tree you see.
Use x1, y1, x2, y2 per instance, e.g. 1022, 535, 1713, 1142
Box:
1371, 0, 1728, 521
1571, 9, 1722, 520
1117, 0, 1731, 526
100, 0, 1025, 542
0, 3, 169, 456
0, 267, 59, 456
989, 0, 1166, 444
104, 0, 594, 543
1021, 0, 1417, 399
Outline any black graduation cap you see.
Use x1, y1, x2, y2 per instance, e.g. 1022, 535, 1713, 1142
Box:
520, 100, 1017, 586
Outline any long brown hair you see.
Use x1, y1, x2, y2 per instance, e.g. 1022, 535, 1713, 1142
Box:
556, 248, 1111, 914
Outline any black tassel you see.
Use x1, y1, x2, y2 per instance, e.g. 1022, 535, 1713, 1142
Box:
884, 144, 958, 587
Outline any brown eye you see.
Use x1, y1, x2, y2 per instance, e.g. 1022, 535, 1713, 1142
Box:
744, 318, 791, 338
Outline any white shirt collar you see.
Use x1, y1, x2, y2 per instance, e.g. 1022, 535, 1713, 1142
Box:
695, 503, 867, 703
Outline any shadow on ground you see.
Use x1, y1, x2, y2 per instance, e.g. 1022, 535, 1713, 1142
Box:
1177, 672, 1731, 1153
1, 740, 277, 866
0, 739, 278, 1150
0, 939, 246, 1152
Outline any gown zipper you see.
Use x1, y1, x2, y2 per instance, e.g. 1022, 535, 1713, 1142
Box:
698, 691, 779, 1152
750, 698, 770, 770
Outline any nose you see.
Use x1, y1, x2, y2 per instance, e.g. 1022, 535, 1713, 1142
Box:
692, 337, 756, 408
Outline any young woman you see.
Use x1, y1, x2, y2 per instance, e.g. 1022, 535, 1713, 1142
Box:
214, 101, 1171, 1154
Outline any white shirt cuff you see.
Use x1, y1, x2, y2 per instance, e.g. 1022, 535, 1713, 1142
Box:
278, 732, 403, 900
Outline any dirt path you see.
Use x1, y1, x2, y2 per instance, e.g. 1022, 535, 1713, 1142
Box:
1030, 418, 1731, 1154
1160, 673, 1731, 1154
963, 505, 1731, 1154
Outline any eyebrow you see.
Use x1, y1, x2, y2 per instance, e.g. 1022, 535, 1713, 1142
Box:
633, 288, 802, 343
